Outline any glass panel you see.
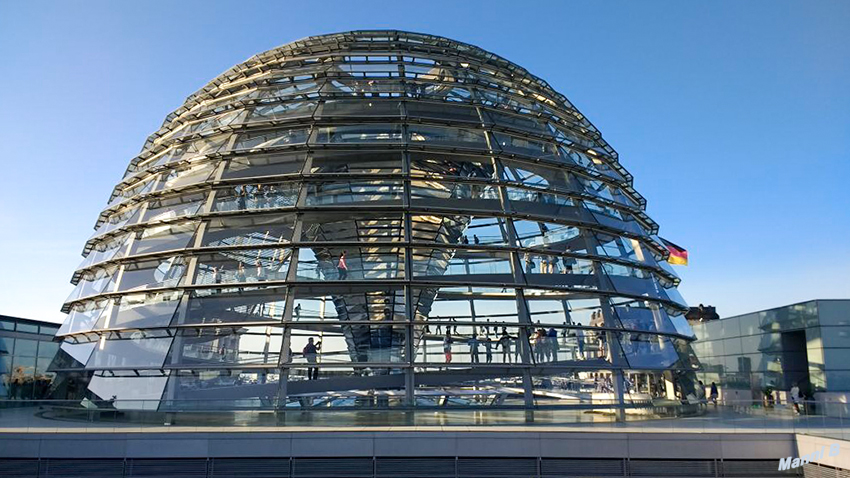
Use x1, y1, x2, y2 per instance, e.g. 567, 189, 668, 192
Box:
86, 336, 173, 369
669, 312, 696, 338
593, 232, 657, 267
87, 375, 167, 409
39, 325, 59, 336
309, 150, 402, 175
201, 213, 296, 248
167, 326, 283, 366
155, 161, 218, 192
77, 233, 132, 271
576, 175, 638, 208
415, 286, 521, 331
305, 180, 403, 206
410, 180, 500, 211
117, 256, 186, 292
619, 333, 682, 370
256, 81, 322, 100
300, 211, 404, 243
507, 186, 574, 210
522, 252, 596, 288
415, 325, 523, 366
500, 159, 574, 192
294, 247, 405, 281
167, 110, 246, 142
173, 287, 288, 325
66, 265, 119, 302
222, 152, 307, 180
194, 248, 292, 285
164, 369, 278, 407
109, 291, 182, 329
610, 298, 678, 334
109, 176, 156, 207
131, 221, 197, 256
602, 262, 653, 280
409, 152, 494, 179
247, 100, 317, 122
525, 293, 600, 326
548, 123, 596, 149
233, 127, 309, 150
152, 133, 230, 167
512, 220, 583, 252
289, 284, 407, 369
559, 146, 625, 182
311, 124, 403, 143
141, 191, 206, 223
493, 132, 559, 159
489, 110, 551, 135
411, 248, 513, 278
322, 78, 405, 96
14, 339, 39, 356
54, 342, 96, 369
291, 284, 405, 323
212, 182, 299, 212
661, 285, 689, 308
406, 102, 481, 123
16, 323, 39, 334
288, 327, 407, 366
606, 273, 669, 300
408, 124, 488, 148
90, 206, 140, 239
316, 99, 403, 118
57, 300, 110, 335
410, 214, 465, 246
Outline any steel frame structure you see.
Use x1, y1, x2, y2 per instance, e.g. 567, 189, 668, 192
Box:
51, 31, 699, 420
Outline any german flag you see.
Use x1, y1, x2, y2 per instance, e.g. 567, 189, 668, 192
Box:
660, 238, 688, 266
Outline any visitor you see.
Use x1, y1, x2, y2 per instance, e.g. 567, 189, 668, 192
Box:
236, 263, 246, 282
709, 382, 719, 406
524, 253, 535, 275
574, 327, 585, 360
236, 185, 247, 211
256, 262, 267, 281
484, 334, 493, 363
443, 331, 453, 363
790, 382, 801, 414
256, 184, 267, 209
294, 303, 301, 320
337, 250, 348, 280
303, 337, 321, 380
468, 331, 481, 364
498, 329, 512, 363
473, 234, 480, 245
697, 380, 706, 404
547, 326, 559, 361
534, 326, 546, 362
212, 266, 222, 293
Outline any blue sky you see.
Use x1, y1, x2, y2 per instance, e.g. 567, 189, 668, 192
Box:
0, 1, 848, 323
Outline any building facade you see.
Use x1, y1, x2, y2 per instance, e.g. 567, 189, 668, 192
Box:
691, 300, 850, 408
0, 316, 60, 400
51, 31, 697, 418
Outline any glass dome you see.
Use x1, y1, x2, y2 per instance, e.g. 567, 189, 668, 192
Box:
51, 30, 699, 420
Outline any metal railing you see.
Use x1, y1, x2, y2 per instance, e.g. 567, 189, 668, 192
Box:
0, 398, 847, 438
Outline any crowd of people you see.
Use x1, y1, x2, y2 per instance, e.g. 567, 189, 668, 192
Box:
2, 366, 53, 400
437, 319, 611, 365
523, 252, 579, 275
228, 183, 295, 211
